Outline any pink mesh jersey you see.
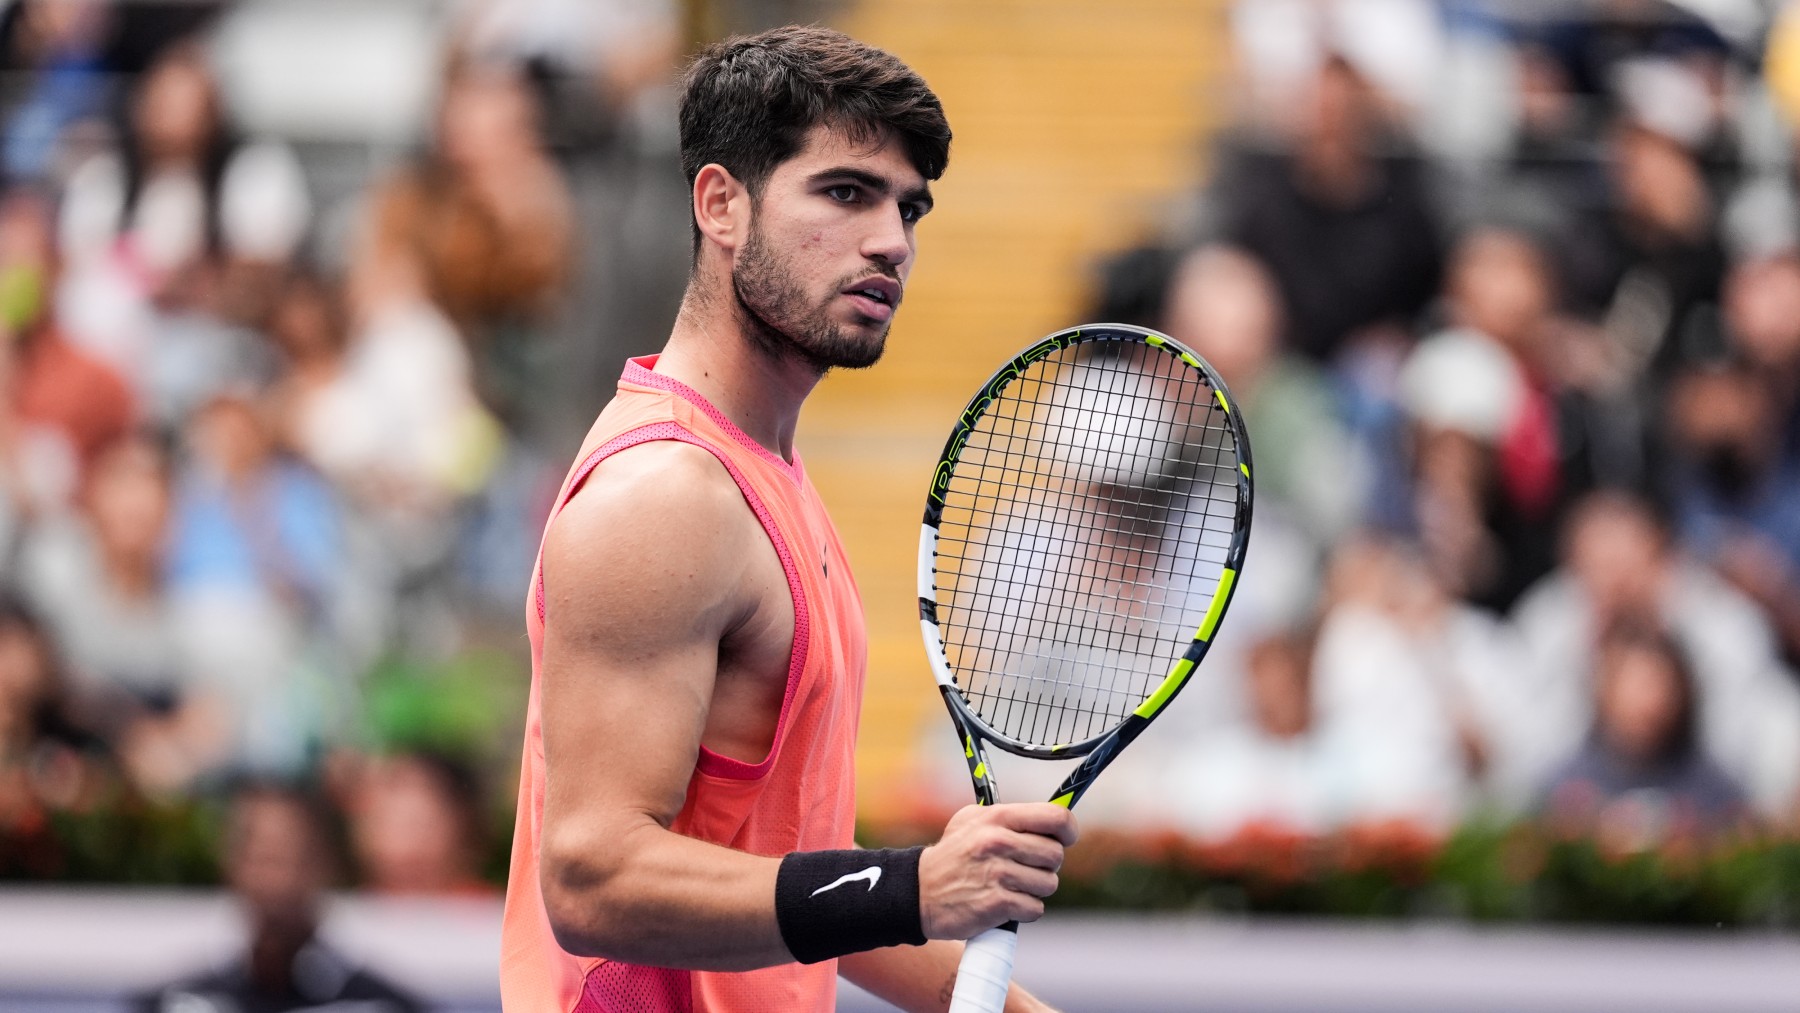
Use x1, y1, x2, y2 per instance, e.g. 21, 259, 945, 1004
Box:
500, 356, 867, 1012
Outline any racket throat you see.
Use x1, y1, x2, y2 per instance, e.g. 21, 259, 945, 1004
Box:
944, 692, 1001, 806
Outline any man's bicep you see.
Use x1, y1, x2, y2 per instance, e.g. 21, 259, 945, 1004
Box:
538, 446, 755, 835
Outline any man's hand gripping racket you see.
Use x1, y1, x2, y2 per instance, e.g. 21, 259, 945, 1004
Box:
917, 324, 1254, 1012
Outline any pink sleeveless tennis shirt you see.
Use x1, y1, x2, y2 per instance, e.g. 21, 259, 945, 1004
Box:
501, 356, 867, 1012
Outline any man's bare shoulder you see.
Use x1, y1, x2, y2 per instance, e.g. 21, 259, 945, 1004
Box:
572, 439, 745, 518
542, 440, 760, 646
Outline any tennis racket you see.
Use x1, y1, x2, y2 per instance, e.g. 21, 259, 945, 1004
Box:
917, 323, 1253, 1013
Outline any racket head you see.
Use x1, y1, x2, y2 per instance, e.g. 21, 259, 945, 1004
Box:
918, 323, 1253, 761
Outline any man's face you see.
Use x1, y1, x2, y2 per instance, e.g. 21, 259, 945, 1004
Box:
732, 125, 933, 372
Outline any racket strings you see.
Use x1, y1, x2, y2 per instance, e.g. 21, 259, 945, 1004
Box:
934, 340, 1243, 748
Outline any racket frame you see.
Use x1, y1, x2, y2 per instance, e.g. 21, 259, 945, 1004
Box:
917, 323, 1254, 811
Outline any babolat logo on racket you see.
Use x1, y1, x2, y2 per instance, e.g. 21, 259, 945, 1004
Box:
930, 461, 954, 503
958, 393, 993, 430
930, 332, 1081, 508
1017, 331, 1073, 366
929, 427, 973, 505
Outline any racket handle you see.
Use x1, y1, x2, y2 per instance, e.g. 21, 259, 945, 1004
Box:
948, 922, 1019, 1013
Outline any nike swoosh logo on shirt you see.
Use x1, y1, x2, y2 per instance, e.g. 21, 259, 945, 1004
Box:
811, 866, 882, 896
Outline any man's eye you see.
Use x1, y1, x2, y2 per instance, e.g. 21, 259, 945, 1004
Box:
900, 203, 925, 223
827, 185, 858, 202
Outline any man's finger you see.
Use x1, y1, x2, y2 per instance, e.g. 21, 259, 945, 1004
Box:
991, 802, 1080, 845
999, 831, 1065, 872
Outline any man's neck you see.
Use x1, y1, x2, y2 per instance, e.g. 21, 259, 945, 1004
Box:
655, 282, 823, 463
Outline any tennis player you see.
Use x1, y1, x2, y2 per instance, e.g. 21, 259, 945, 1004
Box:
500, 26, 1075, 1012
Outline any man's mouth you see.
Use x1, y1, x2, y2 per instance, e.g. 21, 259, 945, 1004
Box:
842, 277, 901, 319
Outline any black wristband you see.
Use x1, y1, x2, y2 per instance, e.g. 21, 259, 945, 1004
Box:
774, 846, 927, 964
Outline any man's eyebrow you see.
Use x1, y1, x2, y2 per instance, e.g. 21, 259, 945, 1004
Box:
809, 166, 934, 212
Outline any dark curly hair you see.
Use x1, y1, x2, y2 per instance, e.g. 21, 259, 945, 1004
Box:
678, 25, 950, 248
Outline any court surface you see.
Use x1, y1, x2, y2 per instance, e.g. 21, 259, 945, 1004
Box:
2, 888, 1796, 1012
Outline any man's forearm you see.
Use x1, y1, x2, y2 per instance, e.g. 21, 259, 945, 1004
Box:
541, 822, 790, 970
542, 825, 929, 972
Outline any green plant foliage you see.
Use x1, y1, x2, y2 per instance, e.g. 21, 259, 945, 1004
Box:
864, 818, 1800, 928
361, 651, 523, 757
10, 791, 1799, 926
0, 792, 222, 885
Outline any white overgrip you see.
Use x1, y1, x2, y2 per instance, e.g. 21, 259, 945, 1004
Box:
948, 925, 1019, 1013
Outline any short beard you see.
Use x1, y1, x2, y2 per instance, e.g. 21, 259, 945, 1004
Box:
732, 217, 891, 374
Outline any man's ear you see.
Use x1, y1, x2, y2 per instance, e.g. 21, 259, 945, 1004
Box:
693, 163, 748, 253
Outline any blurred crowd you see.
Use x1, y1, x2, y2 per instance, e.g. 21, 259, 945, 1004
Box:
1059, 0, 1800, 857
0, 0, 688, 892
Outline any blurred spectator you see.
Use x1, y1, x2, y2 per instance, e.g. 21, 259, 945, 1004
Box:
165, 390, 344, 774
57, 40, 308, 380
360, 55, 571, 427
1511, 491, 1800, 818
1086, 243, 1181, 331
1396, 226, 1627, 611
0, 311, 77, 567
333, 202, 501, 519
1228, 0, 1445, 126
457, 0, 679, 140
136, 253, 279, 438
259, 271, 397, 665
1661, 253, 1800, 666
1522, 2, 1735, 101
1575, 114, 1727, 375
1212, 54, 1443, 365
1301, 536, 1478, 833
61, 40, 303, 276
265, 271, 345, 462
347, 751, 491, 896
0, 595, 110, 836
1613, 53, 1743, 201
1508, 38, 1600, 187
1309, 530, 1581, 820
1665, 358, 1800, 667
1162, 244, 1362, 543
1, 188, 133, 471
1481, 13, 1743, 383
139, 781, 421, 1013
1539, 619, 1751, 847
17, 434, 229, 793
1722, 252, 1800, 444
0, 0, 114, 184
321, 222, 500, 656
1166, 629, 1340, 840
19, 433, 175, 697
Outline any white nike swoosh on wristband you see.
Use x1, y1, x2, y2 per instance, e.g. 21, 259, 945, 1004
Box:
811, 866, 882, 896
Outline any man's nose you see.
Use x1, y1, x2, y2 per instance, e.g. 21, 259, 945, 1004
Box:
863, 204, 912, 269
